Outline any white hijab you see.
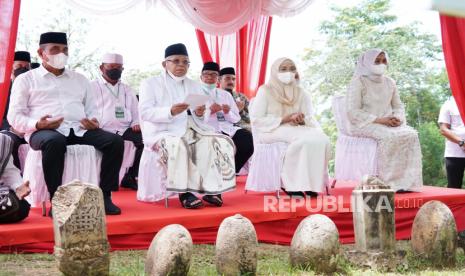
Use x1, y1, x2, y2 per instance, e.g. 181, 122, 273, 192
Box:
353, 49, 389, 83
261, 57, 310, 118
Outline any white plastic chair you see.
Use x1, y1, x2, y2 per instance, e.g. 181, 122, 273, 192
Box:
332, 95, 378, 182
23, 145, 102, 215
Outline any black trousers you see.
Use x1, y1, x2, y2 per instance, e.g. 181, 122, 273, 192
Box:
122, 128, 143, 178
29, 129, 124, 199
229, 129, 254, 173
0, 195, 30, 224
1, 130, 26, 170
445, 157, 465, 189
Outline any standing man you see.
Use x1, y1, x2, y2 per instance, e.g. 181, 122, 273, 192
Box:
8, 32, 124, 215
219, 67, 251, 131
138, 43, 236, 209
439, 96, 465, 188
91, 53, 142, 190
201, 62, 254, 173
1, 51, 31, 170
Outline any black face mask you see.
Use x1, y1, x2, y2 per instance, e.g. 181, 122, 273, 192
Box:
13, 67, 29, 77
105, 68, 122, 81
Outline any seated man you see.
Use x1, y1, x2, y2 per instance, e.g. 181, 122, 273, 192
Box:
0, 134, 31, 224
219, 67, 251, 131
138, 43, 236, 209
8, 32, 124, 215
91, 53, 142, 190
1, 51, 31, 170
200, 62, 254, 173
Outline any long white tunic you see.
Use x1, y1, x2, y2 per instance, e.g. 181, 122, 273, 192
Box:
137, 72, 235, 202
250, 86, 330, 192
8, 65, 98, 142
202, 87, 241, 136
346, 75, 423, 191
90, 78, 139, 135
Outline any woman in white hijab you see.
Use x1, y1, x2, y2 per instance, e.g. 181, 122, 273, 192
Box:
346, 49, 423, 192
250, 57, 331, 197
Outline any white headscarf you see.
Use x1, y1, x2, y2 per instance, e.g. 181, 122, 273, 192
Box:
353, 49, 389, 82
267, 57, 303, 106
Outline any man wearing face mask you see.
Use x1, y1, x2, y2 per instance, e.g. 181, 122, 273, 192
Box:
91, 53, 141, 190
346, 49, 423, 192
219, 67, 251, 131
1, 51, 31, 170
201, 62, 254, 175
8, 32, 124, 216
138, 43, 236, 209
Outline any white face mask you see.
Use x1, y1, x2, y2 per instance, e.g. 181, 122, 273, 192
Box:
277, 72, 295, 85
202, 82, 216, 90
370, 64, 387, 75
45, 53, 68, 69
167, 69, 186, 82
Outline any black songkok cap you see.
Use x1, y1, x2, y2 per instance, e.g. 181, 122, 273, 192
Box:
39, 32, 67, 45
14, 51, 31, 62
31, 62, 40, 69
202, 62, 220, 72
164, 43, 188, 58
219, 67, 235, 76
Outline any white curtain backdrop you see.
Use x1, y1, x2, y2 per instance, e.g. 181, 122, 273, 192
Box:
64, 0, 314, 34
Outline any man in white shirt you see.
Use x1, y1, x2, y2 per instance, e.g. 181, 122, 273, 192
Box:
439, 96, 465, 188
0, 134, 31, 224
200, 62, 254, 173
1, 51, 31, 170
138, 43, 236, 209
91, 53, 142, 190
218, 67, 251, 131
8, 32, 124, 215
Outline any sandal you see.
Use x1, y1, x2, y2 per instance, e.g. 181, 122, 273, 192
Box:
179, 192, 203, 209
281, 188, 305, 197
202, 194, 223, 207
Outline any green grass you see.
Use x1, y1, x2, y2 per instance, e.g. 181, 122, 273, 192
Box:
1, 243, 465, 275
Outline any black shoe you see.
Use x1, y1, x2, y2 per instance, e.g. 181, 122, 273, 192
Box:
121, 174, 138, 190
104, 196, 121, 215
305, 191, 318, 197
396, 189, 412, 194
281, 188, 305, 197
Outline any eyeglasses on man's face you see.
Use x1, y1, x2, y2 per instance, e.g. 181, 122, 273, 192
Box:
166, 59, 191, 66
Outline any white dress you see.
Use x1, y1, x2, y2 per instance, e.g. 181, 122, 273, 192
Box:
250, 87, 331, 192
346, 75, 423, 191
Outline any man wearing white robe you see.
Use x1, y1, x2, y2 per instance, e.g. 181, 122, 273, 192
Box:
200, 62, 254, 173
91, 53, 142, 190
137, 43, 235, 209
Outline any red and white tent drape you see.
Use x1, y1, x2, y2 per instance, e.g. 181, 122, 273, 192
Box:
0, 0, 21, 126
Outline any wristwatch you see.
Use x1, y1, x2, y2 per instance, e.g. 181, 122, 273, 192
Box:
459, 140, 464, 147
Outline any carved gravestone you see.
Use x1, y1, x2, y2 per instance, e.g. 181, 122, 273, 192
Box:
352, 175, 395, 252
145, 224, 193, 276
52, 180, 109, 276
216, 214, 258, 276
411, 200, 457, 267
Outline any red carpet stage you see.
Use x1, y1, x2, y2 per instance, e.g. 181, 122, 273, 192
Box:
1, 176, 465, 253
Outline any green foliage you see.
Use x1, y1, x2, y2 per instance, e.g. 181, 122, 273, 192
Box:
16, 0, 103, 79
417, 122, 447, 186
302, 0, 449, 184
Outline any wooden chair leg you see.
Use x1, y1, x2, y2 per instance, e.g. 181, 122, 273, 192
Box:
42, 202, 47, 217
164, 197, 169, 208
276, 189, 280, 199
